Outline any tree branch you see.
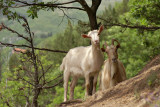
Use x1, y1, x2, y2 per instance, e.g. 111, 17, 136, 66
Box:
40, 79, 63, 89
98, 17, 160, 31
91, 0, 102, 13
43, 74, 63, 86
10, 0, 85, 11
58, 8, 80, 26
76, 0, 90, 12
0, 42, 68, 53
1, 23, 30, 42
0, 95, 11, 107
39, 65, 53, 82
19, 77, 35, 86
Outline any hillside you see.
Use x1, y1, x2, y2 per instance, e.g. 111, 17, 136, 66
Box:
0, 0, 122, 42
60, 55, 160, 107
0, 0, 123, 66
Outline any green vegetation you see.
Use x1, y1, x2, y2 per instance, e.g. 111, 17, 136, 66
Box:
0, 0, 160, 106
147, 71, 160, 87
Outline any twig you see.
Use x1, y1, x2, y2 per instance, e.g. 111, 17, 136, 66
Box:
37, 58, 46, 84
39, 65, 53, 81
40, 79, 63, 89
43, 74, 63, 85
98, 17, 160, 31
7, 0, 85, 11
1, 23, 30, 42
0, 42, 68, 53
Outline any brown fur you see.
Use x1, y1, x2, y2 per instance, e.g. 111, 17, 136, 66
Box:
100, 39, 126, 90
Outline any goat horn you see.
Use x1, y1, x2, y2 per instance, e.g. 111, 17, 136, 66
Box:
112, 39, 120, 48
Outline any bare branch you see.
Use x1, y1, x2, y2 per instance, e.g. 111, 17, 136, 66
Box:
43, 74, 63, 85
98, 17, 160, 31
37, 58, 46, 84
58, 8, 80, 26
0, 95, 11, 107
76, 0, 90, 12
91, 0, 102, 12
0, 22, 68, 53
9, 0, 85, 11
1, 23, 30, 42
48, 0, 78, 6
20, 77, 35, 86
39, 65, 53, 82
40, 79, 63, 89
0, 42, 68, 53
30, 46, 68, 53
20, 17, 33, 42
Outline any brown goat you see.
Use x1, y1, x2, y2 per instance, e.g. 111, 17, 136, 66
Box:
100, 39, 126, 90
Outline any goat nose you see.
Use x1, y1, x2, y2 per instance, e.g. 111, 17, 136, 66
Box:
112, 58, 117, 62
95, 40, 99, 44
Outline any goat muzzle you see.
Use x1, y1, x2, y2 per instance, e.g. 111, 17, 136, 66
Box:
112, 58, 117, 63
94, 40, 99, 44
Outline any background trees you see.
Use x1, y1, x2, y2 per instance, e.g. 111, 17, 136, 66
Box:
0, 0, 160, 106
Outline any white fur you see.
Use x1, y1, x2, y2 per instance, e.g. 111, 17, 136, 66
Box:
60, 27, 104, 102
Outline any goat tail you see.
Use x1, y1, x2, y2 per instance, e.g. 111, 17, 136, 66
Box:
60, 57, 65, 71
60, 63, 64, 71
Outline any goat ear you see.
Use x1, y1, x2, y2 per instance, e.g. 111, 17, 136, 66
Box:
101, 48, 105, 52
98, 25, 104, 35
81, 34, 91, 38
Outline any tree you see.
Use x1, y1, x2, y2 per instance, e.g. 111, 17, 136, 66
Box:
0, 0, 103, 95
0, 0, 102, 29
130, 0, 160, 25
98, 0, 160, 31
0, 17, 63, 107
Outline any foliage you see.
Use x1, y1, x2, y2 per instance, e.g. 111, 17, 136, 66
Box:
38, 20, 90, 65
0, 0, 160, 106
0, 0, 52, 20
129, 0, 160, 25
100, 0, 160, 78
0, 51, 63, 106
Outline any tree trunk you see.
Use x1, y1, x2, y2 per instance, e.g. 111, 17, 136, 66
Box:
32, 88, 40, 107
87, 11, 98, 30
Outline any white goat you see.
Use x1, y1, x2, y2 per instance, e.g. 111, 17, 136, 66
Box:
60, 25, 104, 101
100, 39, 126, 90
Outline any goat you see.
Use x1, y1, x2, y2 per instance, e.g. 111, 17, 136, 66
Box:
60, 25, 104, 101
100, 39, 126, 90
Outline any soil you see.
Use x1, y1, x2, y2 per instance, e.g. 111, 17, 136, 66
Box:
59, 55, 160, 107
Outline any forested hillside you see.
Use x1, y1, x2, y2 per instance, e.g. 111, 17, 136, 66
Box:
0, 0, 121, 74
0, 0, 160, 106
0, 0, 121, 40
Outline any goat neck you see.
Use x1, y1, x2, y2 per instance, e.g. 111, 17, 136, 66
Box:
91, 41, 101, 52
108, 58, 119, 79
91, 41, 104, 69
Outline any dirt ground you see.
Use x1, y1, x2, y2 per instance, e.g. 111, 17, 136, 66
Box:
59, 55, 160, 107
